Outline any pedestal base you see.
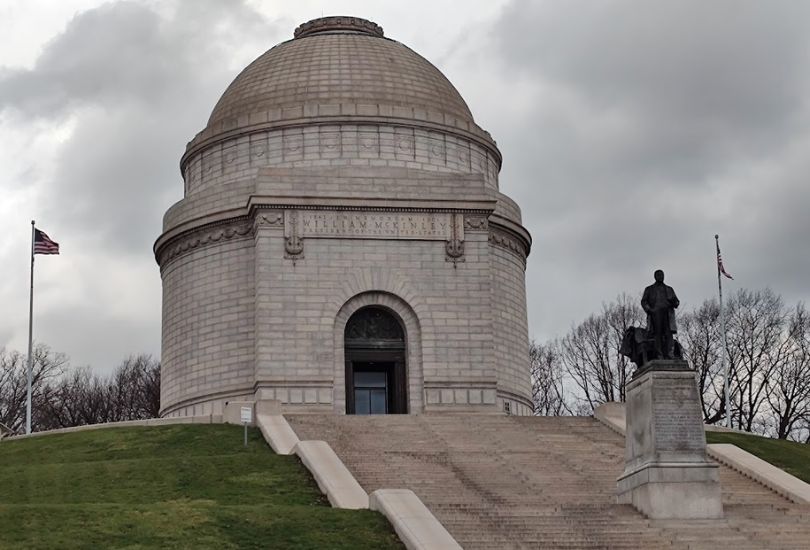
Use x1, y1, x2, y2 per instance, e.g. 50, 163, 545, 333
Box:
618, 362, 724, 519
617, 462, 723, 519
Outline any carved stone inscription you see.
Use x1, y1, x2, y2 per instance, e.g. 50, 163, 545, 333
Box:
652, 380, 704, 452
299, 211, 452, 240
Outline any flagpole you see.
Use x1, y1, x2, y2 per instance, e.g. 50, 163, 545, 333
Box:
26, 220, 35, 434
715, 234, 731, 429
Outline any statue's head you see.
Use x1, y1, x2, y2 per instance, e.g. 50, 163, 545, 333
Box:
654, 269, 665, 283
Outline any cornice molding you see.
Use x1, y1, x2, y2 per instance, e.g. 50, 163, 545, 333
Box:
157, 207, 530, 268
251, 203, 494, 214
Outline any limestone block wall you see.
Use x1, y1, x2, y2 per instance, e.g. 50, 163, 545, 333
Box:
157, 211, 532, 416
160, 237, 256, 416
253, 167, 494, 205
252, 230, 497, 413
490, 239, 533, 416
183, 124, 502, 197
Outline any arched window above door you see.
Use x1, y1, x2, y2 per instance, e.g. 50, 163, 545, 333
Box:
345, 307, 404, 349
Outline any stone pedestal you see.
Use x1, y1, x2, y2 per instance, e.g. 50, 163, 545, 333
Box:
617, 361, 723, 519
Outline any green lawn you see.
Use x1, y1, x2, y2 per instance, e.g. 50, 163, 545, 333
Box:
706, 430, 810, 484
0, 424, 403, 549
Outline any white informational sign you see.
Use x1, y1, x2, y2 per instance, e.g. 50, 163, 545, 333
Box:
240, 406, 253, 424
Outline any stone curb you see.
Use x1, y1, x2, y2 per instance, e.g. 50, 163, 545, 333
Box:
370, 489, 463, 550
275, 414, 462, 548
2, 415, 222, 440
255, 413, 300, 455
708, 443, 810, 505
594, 402, 810, 505
293, 439, 369, 509
593, 402, 626, 436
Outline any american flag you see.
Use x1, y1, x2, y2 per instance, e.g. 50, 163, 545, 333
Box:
715, 236, 733, 280
717, 252, 733, 279
33, 229, 59, 255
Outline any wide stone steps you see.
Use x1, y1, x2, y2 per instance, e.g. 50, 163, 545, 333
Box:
287, 414, 810, 549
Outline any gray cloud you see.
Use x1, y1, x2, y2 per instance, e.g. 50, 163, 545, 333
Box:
2, 0, 809, 372
1, 3, 169, 117
473, 0, 810, 338
495, 0, 810, 183
0, 0, 284, 370
0, 0, 283, 254
36, 300, 159, 371
500, 1, 810, 130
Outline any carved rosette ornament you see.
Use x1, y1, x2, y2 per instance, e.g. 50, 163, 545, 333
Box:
255, 211, 283, 228
464, 215, 488, 232
284, 210, 304, 263
445, 213, 465, 266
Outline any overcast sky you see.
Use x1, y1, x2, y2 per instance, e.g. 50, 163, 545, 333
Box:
2, 0, 809, 373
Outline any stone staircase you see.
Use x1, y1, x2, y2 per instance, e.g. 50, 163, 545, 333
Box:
286, 414, 810, 549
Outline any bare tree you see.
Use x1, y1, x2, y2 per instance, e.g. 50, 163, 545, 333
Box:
38, 367, 111, 430
764, 304, 810, 440
530, 340, 569, 415
604, 293, 644, 398
137, 355, 161, 418
38, 354, 161, 429
559, 295, 644, 413
679, 300, 725, 424
110, 354, 161, 420
725, 288, 791, 432
0, 344, 67, 434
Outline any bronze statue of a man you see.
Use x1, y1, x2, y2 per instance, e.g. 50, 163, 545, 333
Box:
641, 270, 680, 359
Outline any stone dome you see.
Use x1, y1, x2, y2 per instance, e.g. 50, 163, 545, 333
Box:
183, 16, 497, 166
209, 16, 473, 126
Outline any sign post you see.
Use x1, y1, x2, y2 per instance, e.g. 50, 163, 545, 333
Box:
240, 406, 252, 447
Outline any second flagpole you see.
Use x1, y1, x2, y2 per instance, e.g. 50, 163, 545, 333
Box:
715, 234, 731, 429
26, 220, 35, 435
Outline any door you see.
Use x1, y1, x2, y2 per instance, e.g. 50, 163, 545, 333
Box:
345, 307, 408, 414
352, 362, 393, 415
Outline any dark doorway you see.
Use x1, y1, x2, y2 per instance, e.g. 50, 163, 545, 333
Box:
345, 307, 407, 414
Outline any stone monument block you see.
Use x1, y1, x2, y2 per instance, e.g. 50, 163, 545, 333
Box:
617, 361, 723, 519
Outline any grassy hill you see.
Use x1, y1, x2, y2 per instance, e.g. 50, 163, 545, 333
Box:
706, 430, 810, 484
0, 424, 404, 549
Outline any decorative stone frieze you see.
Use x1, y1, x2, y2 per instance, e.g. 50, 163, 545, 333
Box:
159, 221, 252, 265
294, 15, 384, 39
489, 227, 528, 260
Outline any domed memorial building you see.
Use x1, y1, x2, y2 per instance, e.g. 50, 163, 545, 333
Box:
154, 16, 533, 417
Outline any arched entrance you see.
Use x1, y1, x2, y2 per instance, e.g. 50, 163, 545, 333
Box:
344, 307, 408, 414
